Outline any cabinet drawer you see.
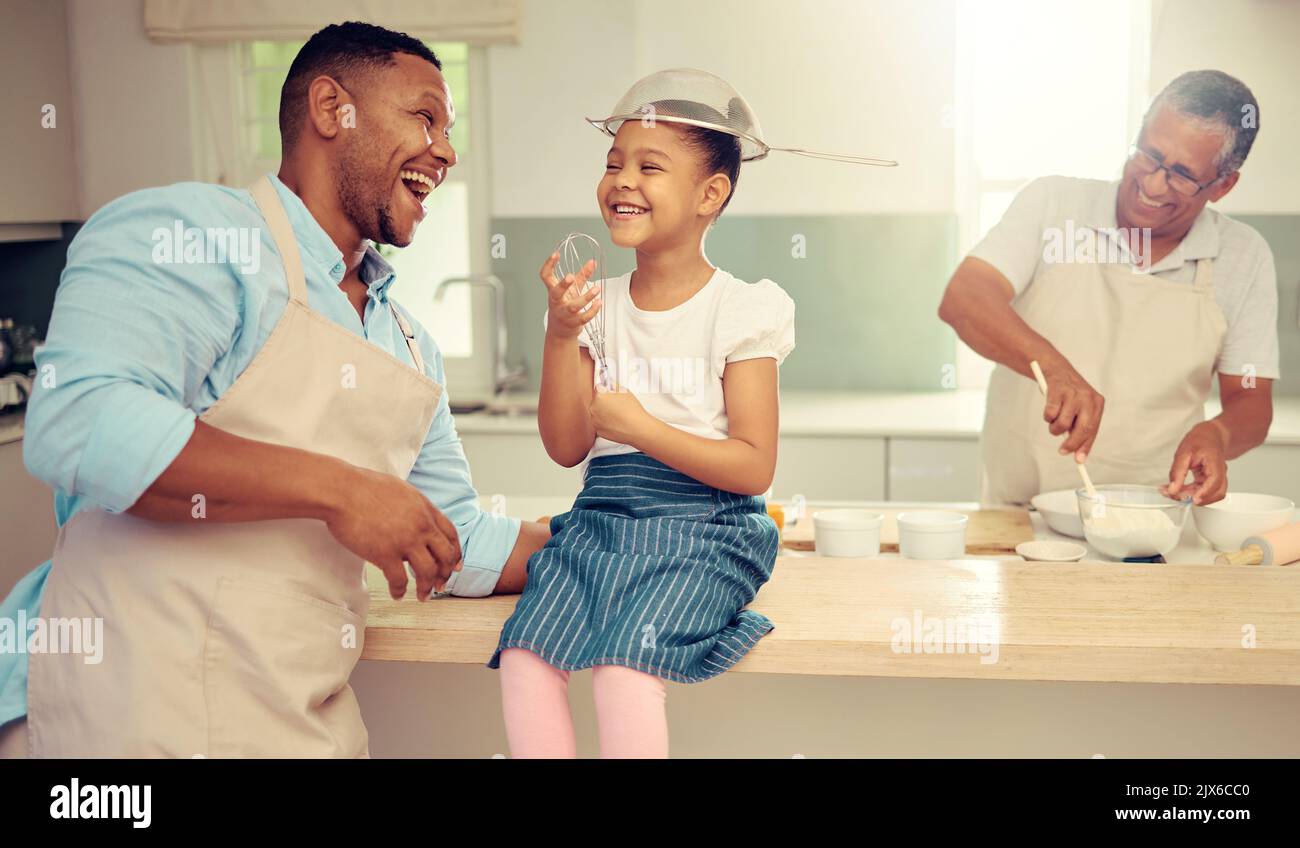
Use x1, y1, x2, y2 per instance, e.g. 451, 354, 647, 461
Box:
1226, 445, 1300, 506
888, 438, 981, 502
459, 433, 584, 499
772, 436, 886, 501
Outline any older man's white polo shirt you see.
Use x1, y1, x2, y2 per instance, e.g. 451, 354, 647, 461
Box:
969, 175, 1280, 380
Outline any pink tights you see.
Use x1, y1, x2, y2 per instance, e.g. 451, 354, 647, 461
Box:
498, 647, 669, 758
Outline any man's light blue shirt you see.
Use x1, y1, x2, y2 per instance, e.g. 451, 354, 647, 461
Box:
0, 175, 519, 725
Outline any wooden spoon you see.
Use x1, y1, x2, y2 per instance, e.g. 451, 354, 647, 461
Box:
1029, 360, 1098, 498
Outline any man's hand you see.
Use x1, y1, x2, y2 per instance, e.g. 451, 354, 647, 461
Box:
1163, 420, 1229, 505
589, 382, 653, 446
1038, 356, 1105, 462
324, 466, 463, 600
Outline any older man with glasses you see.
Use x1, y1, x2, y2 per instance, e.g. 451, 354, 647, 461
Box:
940, 70, 1278, 508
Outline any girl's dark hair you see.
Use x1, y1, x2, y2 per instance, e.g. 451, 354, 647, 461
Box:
679, 125, 742, 216
649, 98, 744, 217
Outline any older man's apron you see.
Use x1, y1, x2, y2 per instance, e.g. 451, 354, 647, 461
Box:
981, 253, 1225, 507
24, 176, 440, 757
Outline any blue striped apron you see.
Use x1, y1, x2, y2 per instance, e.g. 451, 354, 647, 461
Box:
487, 453, 779, 683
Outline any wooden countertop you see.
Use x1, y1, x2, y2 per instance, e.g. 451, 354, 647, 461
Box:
361, 557, 1300, 686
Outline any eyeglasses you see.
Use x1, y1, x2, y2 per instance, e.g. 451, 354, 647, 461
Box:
1127, 145, 1221, 197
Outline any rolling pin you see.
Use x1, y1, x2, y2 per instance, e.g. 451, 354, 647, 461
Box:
1215, 522, 1300, 566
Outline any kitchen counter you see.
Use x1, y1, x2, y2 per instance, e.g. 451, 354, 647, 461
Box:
781, 499, 1300, 565
455, 390, 1300, 444
5, 391, 1298, 444
361, 556, 1300, 686
361, 497, 1300, 686
0, 410, 24, 446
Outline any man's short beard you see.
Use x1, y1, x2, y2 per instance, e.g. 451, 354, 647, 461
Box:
335, 142, 409, 247
376, 205, 405, 246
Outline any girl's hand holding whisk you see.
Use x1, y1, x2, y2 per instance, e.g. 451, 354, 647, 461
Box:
589, 380, 655, 447
540, 252, 601, 341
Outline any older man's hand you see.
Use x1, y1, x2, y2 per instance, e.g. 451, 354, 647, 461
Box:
1038, 355, 1106, 462
1163, 420, 1229, 505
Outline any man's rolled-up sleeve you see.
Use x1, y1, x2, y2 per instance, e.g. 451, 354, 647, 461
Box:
404, 341, 521, 597
23, 189, 242, 513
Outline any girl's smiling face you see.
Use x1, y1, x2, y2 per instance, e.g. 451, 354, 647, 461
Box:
597, 120, 731, 250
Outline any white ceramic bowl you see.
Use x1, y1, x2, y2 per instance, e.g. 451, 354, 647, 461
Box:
1015, 540, 1087, 562
896, 511, 969, 559
1192, 493, 1294, 552
813, 509, 884, 557
1076, 485, 1190, 559
1030, 489, 1086, 538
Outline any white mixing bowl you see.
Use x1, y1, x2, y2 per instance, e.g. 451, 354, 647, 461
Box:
1030, 489, 1085, 538
1077, 485, 1189, 560
1193, 493, 1294, 552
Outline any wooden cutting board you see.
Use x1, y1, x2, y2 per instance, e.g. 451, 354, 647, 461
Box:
781, 508, 1033, 554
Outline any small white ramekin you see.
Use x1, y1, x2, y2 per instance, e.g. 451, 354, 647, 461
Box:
813, 509, 885, 557
896, 511, 969, 559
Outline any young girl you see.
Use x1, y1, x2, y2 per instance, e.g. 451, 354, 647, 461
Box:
486, 71, 795, 758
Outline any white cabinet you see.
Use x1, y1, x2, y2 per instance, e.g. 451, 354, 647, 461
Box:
888, 438, 981, 502
772, 436, 887, 501
456, 427, 1300, 507
458, 432, 583, 500
0, 439, 59, 596
1227, 445, 1300, 506
0, 0, 78, 228
458, 431, 889, 503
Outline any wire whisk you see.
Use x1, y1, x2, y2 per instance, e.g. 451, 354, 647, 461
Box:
554, 232, 611, 387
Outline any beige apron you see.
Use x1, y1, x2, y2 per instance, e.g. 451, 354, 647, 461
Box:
981, 252, 1226, 507
25, 176, 441, 757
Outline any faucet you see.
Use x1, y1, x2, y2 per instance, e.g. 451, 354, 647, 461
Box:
433, 274, 527, 396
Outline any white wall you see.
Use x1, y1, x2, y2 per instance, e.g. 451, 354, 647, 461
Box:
1150, 0, 1300, 215
483, 0, 638, 219
50, 0, 1300, 219
487, 0, 957, 217
65, 0, 195, 219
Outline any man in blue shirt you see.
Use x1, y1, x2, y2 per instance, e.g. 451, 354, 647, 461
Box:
0, 22, 549, 757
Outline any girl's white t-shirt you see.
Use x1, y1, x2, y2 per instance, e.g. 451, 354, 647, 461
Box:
546, 268, 796, 463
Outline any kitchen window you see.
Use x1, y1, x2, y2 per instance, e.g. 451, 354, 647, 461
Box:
952, 0, 1151, 389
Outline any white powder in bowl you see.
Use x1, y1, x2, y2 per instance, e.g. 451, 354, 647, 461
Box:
1085, 508, 1181, 558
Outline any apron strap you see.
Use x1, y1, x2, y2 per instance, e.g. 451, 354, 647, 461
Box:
1191, 257, 1215, 291
248, 176, 309, 305
249, 175, 426, 377
389, 303, 427, 375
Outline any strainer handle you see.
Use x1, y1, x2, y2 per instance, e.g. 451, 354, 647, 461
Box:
768, 146, 899, 167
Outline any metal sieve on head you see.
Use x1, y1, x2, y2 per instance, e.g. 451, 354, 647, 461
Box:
586, 68, 897, 167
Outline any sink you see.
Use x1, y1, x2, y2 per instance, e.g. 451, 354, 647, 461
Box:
484, 402, 538, 417
450, 399, 539, 417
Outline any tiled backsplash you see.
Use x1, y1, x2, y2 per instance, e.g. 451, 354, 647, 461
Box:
1237, 216, 1300, 394
491, 212, 1297, 395
490, 214, 962, 392
1, 214, 1294, 395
